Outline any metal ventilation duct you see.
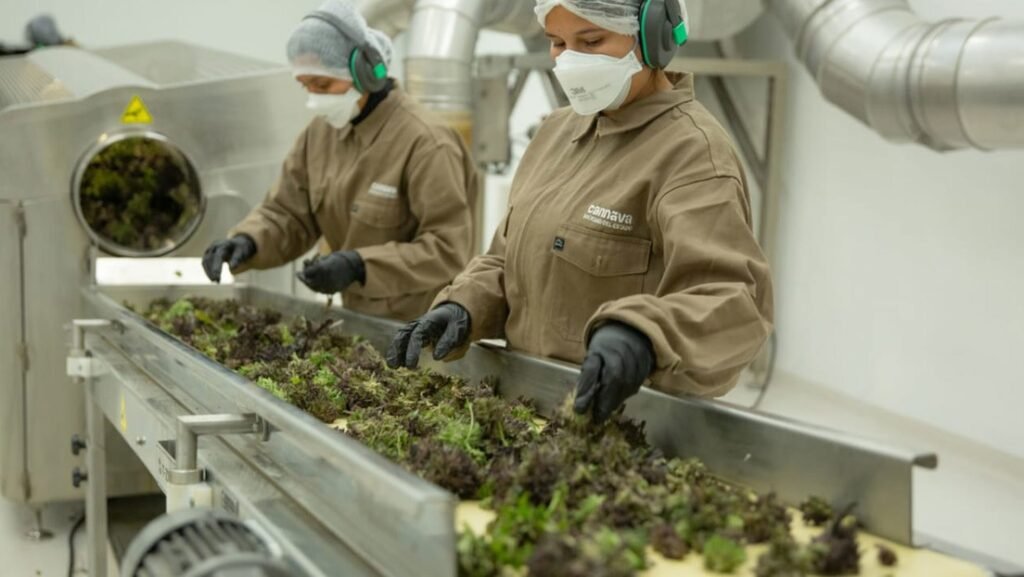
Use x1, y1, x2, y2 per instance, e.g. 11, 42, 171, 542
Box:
355, 0, 764, 130
767, 0, 1024, 151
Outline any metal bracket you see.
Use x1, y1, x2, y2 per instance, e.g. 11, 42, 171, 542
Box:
167, 413, 270, 486
473, 52, 561, 171
67, 319, 118, 381
66, 356, 106, 379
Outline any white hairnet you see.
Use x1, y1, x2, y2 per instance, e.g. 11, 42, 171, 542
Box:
287, 0, 394, 80
535, 0, 688, 37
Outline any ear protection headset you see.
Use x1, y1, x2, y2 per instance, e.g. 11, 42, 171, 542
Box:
638, 0, 688, 70
303, 10, 389, 94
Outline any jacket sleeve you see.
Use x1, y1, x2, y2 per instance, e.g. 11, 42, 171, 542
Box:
351, 141, 474, 298
431, 208, 510, 347
229, 126, 320, 272
585, 176, 774, 398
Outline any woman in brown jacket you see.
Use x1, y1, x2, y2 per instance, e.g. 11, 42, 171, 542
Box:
202, 0, 478, 321
388, 0, 773, 423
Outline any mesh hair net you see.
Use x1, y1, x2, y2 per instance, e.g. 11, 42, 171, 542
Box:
287, 0, 394, 80
535, 0, 688, 37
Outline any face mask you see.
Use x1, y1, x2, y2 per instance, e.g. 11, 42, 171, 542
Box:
553, 47, 643, 116
306, 90, 362, 129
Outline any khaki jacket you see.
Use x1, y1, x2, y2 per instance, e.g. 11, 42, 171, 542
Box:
435, 74, 772, 397
232, 88, 479, 321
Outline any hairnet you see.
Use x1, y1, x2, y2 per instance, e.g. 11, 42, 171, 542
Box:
287, 0, 394, 80
534, 0, 688, 37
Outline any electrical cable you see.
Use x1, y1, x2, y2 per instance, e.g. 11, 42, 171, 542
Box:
68, 514, 85, 577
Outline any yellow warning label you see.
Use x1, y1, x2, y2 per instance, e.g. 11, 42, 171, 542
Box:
119, 394, 128, 432
121, 95, 153, 124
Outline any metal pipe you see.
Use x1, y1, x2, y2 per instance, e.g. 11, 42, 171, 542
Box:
767, 0, 1024, 150
404, 0, 487, 135
175, 414, 264, 472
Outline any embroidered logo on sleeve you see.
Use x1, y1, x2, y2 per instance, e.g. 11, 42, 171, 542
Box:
584, 204, 634, 232
368, 182, 399, 199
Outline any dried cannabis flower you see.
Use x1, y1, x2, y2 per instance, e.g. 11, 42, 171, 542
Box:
147, 297, 880, 577
703, 535, 747, 573
799, 495, 834, 527
877, 544, 898, 567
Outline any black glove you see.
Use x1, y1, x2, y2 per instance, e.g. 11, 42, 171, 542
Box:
296, 251, 366, 294
386, 303, 471, 369
574, 321, 655, 424
202, 235, 256, 283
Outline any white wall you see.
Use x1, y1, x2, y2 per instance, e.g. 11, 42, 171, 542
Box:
731, 0, 1024, 459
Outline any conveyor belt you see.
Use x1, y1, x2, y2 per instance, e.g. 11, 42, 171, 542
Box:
76, 284, 991, 577
456, 503, 987, 577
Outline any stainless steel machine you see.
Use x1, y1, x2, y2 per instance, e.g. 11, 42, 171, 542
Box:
70, 284, 993, 577
0, 41, 311, 509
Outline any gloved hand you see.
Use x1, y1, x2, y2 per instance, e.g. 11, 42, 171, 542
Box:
202, 235, 257, 283
574, 321, 655, 424
296, 251, 367, 294
386, 303, 471, 369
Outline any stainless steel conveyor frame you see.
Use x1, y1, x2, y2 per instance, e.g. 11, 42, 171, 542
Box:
75, 284, 946, 577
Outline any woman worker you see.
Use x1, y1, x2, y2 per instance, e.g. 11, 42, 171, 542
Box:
388, 0, 773, 423
202, 0, 479, 321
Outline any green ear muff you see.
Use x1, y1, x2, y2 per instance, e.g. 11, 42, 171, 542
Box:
639, 0, 687, 70
304, 10, 389, 94
349, 45, 388, 94
349, 49, 365, 94
639, 0, 654, 68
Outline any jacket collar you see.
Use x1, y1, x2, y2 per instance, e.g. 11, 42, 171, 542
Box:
339, 84, 404, 146
571, 72, 695, 143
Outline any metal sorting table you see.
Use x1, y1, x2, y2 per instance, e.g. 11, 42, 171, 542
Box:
75, 284, 976, 577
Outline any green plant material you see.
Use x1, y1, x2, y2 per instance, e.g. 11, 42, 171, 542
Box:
279, 324, 295, 346
703, 535, 747, 573
79, 137, 200, 251
807, 506, 861, 575
255, 377, 288, 401
799, 496, 834, 527
753, 531, 816, 577
146, 297, 872, 577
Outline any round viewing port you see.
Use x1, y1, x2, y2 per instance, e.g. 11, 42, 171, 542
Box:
72, 131, 204, 257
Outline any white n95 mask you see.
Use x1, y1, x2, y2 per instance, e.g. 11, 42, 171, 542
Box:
306, 91, 361, 129
553, 48, 643, 116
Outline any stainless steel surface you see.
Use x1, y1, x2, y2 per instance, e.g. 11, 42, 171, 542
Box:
86, 378, 109, 577
93, 41, 281, 86
88, 284, 938, 549
767, 0, 1024, 150
405, 0, 486, 114
88, 336, 383, 577
174, 413, 265, 472
25, 47, 156, 101
0, 42, 311, 504
84, 286, 457, 577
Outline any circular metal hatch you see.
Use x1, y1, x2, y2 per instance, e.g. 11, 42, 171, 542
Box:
72, 131, 205, 257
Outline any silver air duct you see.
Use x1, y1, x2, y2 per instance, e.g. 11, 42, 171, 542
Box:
357, 0, 765, 144
767, 0, 1024, 151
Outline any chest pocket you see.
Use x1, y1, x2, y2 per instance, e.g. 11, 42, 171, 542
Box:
350, 195, 408, 229
549, 223, 651, 343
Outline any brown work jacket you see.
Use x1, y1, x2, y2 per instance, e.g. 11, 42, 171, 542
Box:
435, 74, 773, 397
231, 88, 479, 321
